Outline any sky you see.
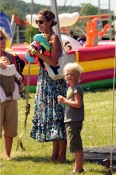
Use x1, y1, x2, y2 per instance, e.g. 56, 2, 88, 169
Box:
22, 0, 116, 11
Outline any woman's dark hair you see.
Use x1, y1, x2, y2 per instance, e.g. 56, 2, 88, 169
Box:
38, 9, 57, 27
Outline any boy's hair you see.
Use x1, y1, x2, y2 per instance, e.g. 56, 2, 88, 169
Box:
63, 62, 83, 74
63, 62, 83, 82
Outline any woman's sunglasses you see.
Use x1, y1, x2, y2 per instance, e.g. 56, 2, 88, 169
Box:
0, 36, 6, 40
35, 20, 44, 25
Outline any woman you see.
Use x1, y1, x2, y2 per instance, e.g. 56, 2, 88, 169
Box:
27, 9, 67, 162
0, 27, 24, 160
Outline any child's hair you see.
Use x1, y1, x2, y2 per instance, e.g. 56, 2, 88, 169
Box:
0, 56, 6, 61
0, 56, 7, 59
0, 56, 11, 67
63, 62, 83, 82
0, 56, 10, 63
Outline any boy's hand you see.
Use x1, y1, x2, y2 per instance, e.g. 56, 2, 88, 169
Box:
57, 95, 65, 105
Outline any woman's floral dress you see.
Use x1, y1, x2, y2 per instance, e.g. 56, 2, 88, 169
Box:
30, 66, 67, 142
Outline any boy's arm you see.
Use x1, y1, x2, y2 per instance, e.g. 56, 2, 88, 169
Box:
58, 93, 82, 109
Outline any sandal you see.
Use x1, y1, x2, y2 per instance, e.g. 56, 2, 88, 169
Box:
72, 169, 84, 174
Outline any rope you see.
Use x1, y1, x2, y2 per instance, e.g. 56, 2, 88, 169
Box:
16, 0, 34, 151
24, 0, 34, 132
67, 0, 73, 13
62, 0, 67, 12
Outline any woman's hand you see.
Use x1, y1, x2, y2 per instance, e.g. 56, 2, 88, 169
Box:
26, 45, 35, 55
19, 81, 24, 92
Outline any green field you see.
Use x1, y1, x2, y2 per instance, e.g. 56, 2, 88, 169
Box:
0, 89, 116, 175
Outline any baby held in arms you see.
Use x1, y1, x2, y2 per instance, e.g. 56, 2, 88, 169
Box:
0, 56, 23, 103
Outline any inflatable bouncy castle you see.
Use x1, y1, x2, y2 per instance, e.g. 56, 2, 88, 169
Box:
22, 40, 115, 92
6, 12, 116, 92
75, 41, 116, 90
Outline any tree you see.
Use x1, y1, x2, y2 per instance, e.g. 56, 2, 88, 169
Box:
80, 3, 98, 16
0, 0, 112, 43
25, 25, 39, 44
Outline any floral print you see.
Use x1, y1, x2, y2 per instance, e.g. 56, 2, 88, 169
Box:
30, 66, 67, 142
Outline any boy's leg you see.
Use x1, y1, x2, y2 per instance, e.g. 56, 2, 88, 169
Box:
12, 83, 20, 100
73, 150, 84, 173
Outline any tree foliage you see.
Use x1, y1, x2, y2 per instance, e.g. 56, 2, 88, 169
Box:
79, 3, 98, 16
0, 0, 112, 43
25, 25, 39, 44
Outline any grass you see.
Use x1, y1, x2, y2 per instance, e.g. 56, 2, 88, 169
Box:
0, 88, 116, 175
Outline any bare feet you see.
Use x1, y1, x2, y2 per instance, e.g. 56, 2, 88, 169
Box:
57, 156, 66, 163
4, 155, 11, 161
50, 155, 66, 163
50, 155, 58, 162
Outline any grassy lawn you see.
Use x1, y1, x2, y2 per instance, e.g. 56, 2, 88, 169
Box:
0, 89, 116, 175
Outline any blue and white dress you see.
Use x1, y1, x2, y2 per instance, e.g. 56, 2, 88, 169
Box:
30, 65, 67, 142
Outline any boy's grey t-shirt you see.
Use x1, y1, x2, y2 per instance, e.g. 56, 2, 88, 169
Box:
64, 84, 84, 123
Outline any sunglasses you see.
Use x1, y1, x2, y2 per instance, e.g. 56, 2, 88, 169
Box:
35, 20, 44, 25
0, 36, 5, 40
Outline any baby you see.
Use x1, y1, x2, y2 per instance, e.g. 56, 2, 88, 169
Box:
0, 56, 23, 103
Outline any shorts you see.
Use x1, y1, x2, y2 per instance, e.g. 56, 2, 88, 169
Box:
0, 99, 18, 138
65, 121, 83, 153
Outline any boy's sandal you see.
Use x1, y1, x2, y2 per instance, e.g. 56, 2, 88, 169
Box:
72, 169, 84, 174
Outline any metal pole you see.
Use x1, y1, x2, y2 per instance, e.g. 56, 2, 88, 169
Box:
108, 0, 112, 40
16, 25, 19, 43
110, 9, 116, 172
115, 11, 116, 42
98, 0, 101, 18
50, 0, 62, 43
50, 0, 65, 52
98, 0, 101, 41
